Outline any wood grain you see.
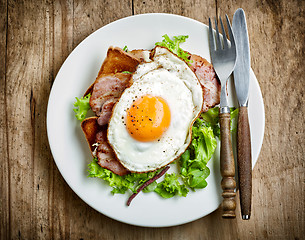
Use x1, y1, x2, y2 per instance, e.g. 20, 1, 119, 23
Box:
237, 106, 252, 219
0, 0, 9, 239
220, 112, 236, 218
0, 0, 304, 239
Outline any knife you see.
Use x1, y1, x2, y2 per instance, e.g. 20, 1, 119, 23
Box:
232, 9, 252, 220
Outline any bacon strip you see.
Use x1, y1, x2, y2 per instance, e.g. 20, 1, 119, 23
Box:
81, 117, 129, 176
129, 49, 152, 63
95, 130, 129, 176
89, 73, 132, 126
189, 54, 221, 112
126, 165, 170, 206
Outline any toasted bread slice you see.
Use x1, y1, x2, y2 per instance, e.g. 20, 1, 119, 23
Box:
81, 116, 102, 152
98, 47, 141, 76
83, 47, 140, 96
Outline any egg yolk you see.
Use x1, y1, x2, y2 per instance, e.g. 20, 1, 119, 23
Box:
126, 95, 171, 142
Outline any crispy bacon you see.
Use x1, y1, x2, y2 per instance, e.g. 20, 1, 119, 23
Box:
97, 98, 118, 126
89, 73, 132, 126
95, 129, 129, 176
189, 54, 221, 112
129, 49, 152, 63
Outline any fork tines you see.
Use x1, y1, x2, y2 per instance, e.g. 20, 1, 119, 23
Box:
209, 15, 235, 51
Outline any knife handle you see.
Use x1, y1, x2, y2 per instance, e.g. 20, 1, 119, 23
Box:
219, 111, 236, 218
237, 106, 252, 220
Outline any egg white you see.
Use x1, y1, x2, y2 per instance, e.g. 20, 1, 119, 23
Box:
107, 47, 203, 172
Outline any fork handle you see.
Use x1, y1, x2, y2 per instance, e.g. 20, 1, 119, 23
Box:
219, 110, 236, 218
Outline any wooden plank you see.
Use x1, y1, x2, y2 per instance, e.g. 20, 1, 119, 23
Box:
49, 1, 74, 239
0, 0, 9, 239
72, 0, 133, 47
5, 0, 34, 237
133, 0, 216, 24
4, 0, 74, 239
217, 0, 305, 239
5, 0, 48, 238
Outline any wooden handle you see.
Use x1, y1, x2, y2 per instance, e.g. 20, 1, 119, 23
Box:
219, 112, 236, 218
237, 106, 252, 219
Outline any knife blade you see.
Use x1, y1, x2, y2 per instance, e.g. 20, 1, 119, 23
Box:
233, 9, 250, 106
232, 8, 252, 220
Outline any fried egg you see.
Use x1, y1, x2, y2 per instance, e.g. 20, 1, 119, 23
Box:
107, 46, 203, 172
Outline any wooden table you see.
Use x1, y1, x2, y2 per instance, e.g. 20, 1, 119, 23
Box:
1, 0, 304, 239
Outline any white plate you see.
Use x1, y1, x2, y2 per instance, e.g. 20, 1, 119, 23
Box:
47, 13, 265, 227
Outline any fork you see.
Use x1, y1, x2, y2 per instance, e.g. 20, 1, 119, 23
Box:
208, 15, 237, 218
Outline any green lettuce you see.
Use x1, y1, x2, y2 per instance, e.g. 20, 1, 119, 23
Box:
178, 107, 239, 190
200, 107, 220, 137
154, 173, 189, 198
73, 93, 91, 121
230, 108, 239, 132
199, 106, 239, 136
88, 157, 188, 198
123, 45, 128, 52
155, 34, 191, 63
179, 116, 217, 190
88, 158, 163, 194
87, 106, 238, 199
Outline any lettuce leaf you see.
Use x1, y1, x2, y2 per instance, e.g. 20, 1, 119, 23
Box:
123, 45, 128, 52
179, 107, 239, 190
154, 173, 189, 198
88, 158, 163, 194
73, 93, 91, 121
200, 106, 239, 135
155, 34, 190, 63
230, 108, 239, 132
179, 117, 217, 190
200, 107, 220, 137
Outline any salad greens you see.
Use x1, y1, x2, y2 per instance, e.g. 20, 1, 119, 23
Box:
155, 34, 191, 63
87, 106, 235, 199
179, 114, 217, 190
154, 173, 189, 198
230, 107, 239, 132
88, 158, 164, 194
73, 93, 91, 121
